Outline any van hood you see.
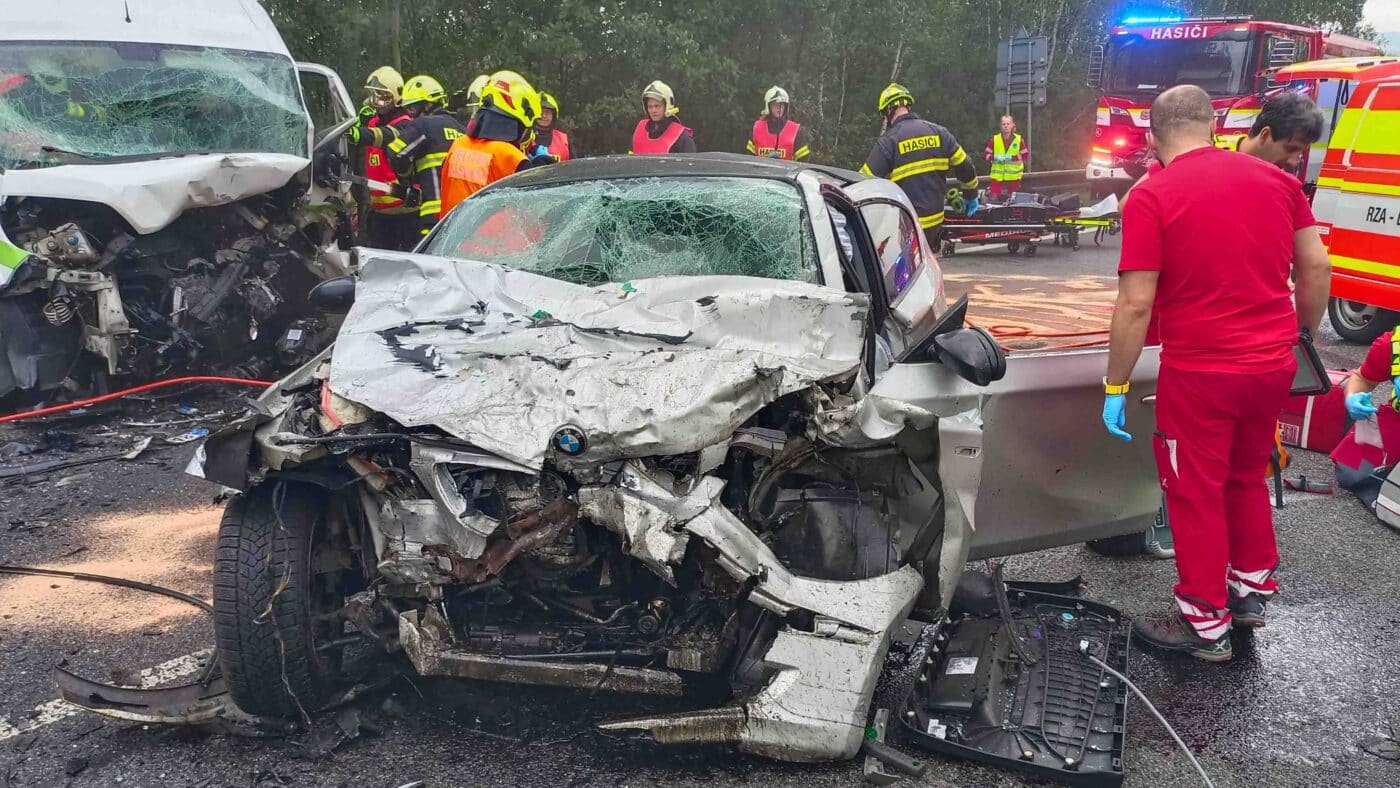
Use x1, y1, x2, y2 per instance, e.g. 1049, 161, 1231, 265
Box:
328, 251, 869, 470
0, 153, 308, 234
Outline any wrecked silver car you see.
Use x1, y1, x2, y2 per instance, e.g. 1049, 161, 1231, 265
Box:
0, 0, 358, 401
192, 155, 1163, 766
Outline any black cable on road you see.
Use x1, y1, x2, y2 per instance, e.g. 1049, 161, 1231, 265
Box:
0, 565, 214, 614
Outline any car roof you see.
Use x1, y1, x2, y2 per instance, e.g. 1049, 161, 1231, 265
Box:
481, 153, 866, 194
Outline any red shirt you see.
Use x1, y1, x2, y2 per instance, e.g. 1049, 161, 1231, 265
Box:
1118, 146, 1315, 373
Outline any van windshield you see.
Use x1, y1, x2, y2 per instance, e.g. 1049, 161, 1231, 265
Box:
0, 41, 307, 169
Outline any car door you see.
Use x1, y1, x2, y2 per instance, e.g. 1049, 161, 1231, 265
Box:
844, 180, 1161, 559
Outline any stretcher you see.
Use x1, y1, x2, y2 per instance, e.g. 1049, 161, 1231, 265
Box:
938, 192, 1121, 257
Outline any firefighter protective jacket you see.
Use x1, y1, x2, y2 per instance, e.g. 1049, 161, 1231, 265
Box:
861, 112, 979, 229
367, 110, 468, 234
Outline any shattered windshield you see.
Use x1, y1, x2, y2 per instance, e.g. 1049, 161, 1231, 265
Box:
0, 41, 308, 169
1106, 33, 1253, 96
424, 176, 820, 286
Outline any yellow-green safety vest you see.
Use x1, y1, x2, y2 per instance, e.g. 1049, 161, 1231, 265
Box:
990, 133, 1024, 182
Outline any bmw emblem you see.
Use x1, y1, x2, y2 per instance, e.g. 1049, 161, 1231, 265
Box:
554, 425, 587, 456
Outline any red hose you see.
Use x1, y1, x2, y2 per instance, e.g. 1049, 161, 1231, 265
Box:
0, 375, 273, 425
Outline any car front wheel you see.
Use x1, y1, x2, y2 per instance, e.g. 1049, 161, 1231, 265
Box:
213, 482, 352, 720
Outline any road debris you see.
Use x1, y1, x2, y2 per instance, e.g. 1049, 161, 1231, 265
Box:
0, 436, 151, 480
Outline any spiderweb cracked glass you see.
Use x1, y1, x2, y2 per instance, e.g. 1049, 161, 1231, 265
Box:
0, 42, 308, 169
427, 176, 819, 286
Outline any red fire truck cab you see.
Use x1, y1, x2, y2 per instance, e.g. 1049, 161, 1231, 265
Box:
1085, 15, 1380, 193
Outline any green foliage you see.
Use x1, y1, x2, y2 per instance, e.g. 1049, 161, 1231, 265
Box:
261, 0, 1375, 170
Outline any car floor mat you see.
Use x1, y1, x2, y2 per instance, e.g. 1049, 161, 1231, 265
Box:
898, 590, 1130, 787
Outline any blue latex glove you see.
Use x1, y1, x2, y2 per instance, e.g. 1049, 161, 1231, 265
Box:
963, 197, 980, 217
1346, 391, 1380, 421
1103, 393, 1131, 441
528, 144, 555, 164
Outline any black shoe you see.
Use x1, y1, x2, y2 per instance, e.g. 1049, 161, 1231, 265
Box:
1132, 609, 1233, 662
1228, 593, 1267, 628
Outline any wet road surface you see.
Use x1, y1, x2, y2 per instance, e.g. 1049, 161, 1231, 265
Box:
2, 239, 1396, 787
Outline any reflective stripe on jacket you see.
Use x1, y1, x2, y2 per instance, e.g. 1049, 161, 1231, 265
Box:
861, 112, 977, 229
630, 118, 688, 154
990, 133, 1025, 182
380, 112, 468, 234
749, 119, 801, 160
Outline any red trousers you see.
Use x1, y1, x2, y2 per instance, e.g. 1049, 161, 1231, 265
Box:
1153, 363, 1294, 638
989, 179, 1021, 198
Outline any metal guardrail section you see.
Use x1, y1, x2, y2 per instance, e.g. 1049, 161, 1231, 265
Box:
976, 169, 1085, 189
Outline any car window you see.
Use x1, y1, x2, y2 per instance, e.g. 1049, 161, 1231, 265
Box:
424, 176, 819, 287
858, 201, 921, 299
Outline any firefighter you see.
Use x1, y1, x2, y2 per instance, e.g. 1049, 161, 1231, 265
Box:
1102, 85, 1332, 662
452, 74, 490, 127
347, 74, 467, 236
440, 70, 555, 215
984, 115, 1028, 200
533, 92, 571, 161
746, 86, 811, 161
861, 83, 980, 235
630, 81, 695, 155
358, 67, 418, 251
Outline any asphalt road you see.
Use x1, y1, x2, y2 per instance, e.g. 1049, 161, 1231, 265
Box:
2, 238, 1395, 788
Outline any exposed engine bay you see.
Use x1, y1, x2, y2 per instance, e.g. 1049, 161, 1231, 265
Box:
182, 251, 986, 762
0, 172, 348, 400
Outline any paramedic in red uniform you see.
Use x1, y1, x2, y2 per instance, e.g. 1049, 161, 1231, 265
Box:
630, 81, 695, 155
1101, 85, 1332, 662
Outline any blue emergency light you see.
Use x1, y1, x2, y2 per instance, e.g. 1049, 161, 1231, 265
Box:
1120, 15, 1184, 24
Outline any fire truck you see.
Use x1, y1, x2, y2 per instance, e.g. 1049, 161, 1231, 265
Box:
1085, 15, 1381, 192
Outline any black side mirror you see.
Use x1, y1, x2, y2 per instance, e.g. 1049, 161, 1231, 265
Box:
308, 275, 355, 313
931, 328, 1006, 386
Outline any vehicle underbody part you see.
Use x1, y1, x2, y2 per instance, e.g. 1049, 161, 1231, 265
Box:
895, 590, 1131, 788
0, 184, 347, 401
0, 565, 233, 725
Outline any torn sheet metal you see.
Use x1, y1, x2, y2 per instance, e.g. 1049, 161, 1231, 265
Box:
0, 154, 309, 236
329, 252, 868, 470
583, 460, 922, 760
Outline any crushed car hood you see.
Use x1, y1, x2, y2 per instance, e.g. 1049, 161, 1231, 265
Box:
0, 153, 308, 235
330, 251, 869, 470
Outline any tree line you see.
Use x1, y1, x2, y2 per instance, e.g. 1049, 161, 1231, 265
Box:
263, 0, 1375, 172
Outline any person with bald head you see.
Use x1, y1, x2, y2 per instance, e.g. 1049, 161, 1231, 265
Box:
1100, 85, 1332, 662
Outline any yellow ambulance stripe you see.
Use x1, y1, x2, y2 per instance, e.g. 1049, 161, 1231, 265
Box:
1331, 254, 1400, 279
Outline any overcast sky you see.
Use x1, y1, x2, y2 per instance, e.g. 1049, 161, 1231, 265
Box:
1366, 0, 1400, 31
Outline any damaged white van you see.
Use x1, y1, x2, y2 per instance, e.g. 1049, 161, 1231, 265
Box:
0, 0, 357, 401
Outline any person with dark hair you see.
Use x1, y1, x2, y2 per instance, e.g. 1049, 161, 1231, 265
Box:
1101, 84, 1333, 662
1232, 91, 1326, 169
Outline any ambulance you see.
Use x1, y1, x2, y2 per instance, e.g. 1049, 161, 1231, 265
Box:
1277, 57, 1400, 343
